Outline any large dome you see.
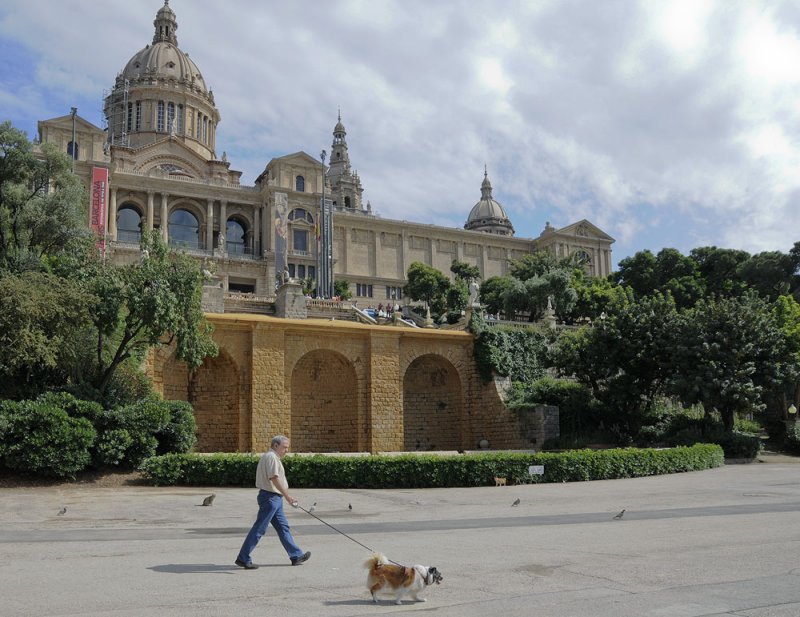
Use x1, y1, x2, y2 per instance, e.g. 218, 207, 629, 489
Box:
121, 43, 207, 93
119, 0, 207, 94
104, 1, 220, 160
464, 169, 514, 236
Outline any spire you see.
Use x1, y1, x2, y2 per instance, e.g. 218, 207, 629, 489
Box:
153, 0, 178, 45
480, 166, 493, 200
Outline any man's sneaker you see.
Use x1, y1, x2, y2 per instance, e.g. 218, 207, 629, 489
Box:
291, 551, 311, 566
235, 558, 258, 570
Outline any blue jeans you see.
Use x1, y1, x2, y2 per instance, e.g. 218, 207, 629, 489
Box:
237, 490, 304, 564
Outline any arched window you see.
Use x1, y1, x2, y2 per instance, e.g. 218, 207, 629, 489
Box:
167, 102, 175, 133
126, 103, 133, 132
177, 105, 184, 134
288, 208, 314, 224
226, 218, 247, 255
117, 206, 142, 244
344, 196, 351, 209
295, 175, 305, 192
67, 141, 79, 160
168, 209, 200, 249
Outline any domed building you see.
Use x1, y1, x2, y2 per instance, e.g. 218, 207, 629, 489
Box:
464, 168, 514, 236
35, 0, 614, 304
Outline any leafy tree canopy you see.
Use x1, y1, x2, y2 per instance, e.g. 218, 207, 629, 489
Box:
0, 121, 91, 273
405, 261, 450, 317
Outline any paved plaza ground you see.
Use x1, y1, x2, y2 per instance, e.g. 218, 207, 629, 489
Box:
1, 456, 799, 617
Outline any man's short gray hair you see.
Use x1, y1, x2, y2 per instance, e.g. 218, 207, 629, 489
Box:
271, 435, 289, 449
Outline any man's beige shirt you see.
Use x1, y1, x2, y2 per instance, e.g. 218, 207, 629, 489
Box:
255, 450, 287, 494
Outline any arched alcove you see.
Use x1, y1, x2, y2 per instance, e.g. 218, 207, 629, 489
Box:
290, 350, 358, 452
402, 354, 462, 451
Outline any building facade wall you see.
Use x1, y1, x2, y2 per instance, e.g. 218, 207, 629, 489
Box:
148, 314, 547, 453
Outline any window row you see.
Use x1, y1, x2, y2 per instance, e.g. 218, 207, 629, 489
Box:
286, 263, 316, 281
116, 206, 252, 253
122, 101, 212, 144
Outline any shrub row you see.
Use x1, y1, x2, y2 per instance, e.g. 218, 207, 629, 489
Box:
786, 424, 800, 455
0, 393, 197, 479
139, 443, 725, 487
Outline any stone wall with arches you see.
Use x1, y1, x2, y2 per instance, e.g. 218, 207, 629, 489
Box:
146, 314, 551, 453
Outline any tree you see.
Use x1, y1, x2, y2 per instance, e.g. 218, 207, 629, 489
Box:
333, 279, 352, 300
405, 261, 450, 317
0, 121, 90, 273
552, 293, 680, 436
613, 247, 703, 307
450, 259, 480, 282
564, 270, 632, 324
736, 250, 797, 301
502, 266, 577, 321
771, 295, 800, 416
479, 276, 514, 316
90, 232, 218, 394
669, 293, 788, 432
0, 271, 97, 398
689, 246, 750, 297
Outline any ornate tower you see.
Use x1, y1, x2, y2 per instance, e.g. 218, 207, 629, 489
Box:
326, 111, 364, 211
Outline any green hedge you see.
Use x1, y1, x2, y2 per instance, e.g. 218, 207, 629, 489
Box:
139, 444, 725, 487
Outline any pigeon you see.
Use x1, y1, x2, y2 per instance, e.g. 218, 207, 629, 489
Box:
511, 498, 520, 507
308, 502, 316, 513
201, 494, 216, 507
613, 509, 625, 520
57, 506, 67, 516
348, 503, 352, 511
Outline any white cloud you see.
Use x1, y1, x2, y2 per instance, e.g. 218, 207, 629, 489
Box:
1, 0, 798, 267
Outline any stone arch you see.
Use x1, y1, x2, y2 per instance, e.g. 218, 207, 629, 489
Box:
189, 350, 241, 452
139, 155, 203, 178
290, 349, 358, 452
403, 354, 463, 451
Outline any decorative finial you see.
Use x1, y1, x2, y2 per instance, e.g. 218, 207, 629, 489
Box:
484, 164, 488, 177
338, 107, 341, 122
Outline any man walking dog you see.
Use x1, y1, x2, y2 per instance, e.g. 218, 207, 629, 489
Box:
235, 435, 311, 569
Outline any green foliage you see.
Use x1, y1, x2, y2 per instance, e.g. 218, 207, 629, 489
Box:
479, 276, 515, 316
0, 271, 97, 399
139, 444, 724, 487
450, 259, 480, 282
405, 261, 450, 317
301, 276, 315, 296
669, 293, 788, 432
552, 293, 680, 433
785, 424, 800, 455
91, 231, 218, 394
474, 326, 548, 382
566, 271, 632, 324
0, 398, 96, 479
333, 279, 352, 300
507, 376, 599, 437
0, 121, 91, 273
154, 400, 197, 455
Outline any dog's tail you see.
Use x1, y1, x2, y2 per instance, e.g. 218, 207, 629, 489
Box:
364, 552, 388, 570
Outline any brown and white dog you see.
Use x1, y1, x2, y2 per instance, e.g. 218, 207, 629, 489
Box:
364, 553, 443, 604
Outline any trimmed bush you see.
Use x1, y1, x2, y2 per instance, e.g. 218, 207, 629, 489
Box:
155, 400, 197, 455
784, 424, 800, 455
0, 399, 96, 479
139, 443, 724, 487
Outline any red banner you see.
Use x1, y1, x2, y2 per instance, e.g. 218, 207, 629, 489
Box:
90, 167, 108, 254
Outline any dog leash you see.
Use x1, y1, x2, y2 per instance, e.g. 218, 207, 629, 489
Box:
294, 503, 404, 567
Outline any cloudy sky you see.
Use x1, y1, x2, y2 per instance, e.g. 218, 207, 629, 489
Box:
2, 0, 799, 269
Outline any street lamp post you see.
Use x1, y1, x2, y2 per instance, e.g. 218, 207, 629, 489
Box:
70, 107, 77, 173
319, 149, 326, 298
